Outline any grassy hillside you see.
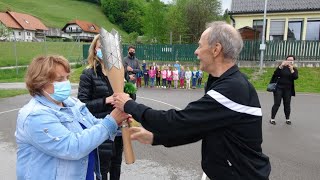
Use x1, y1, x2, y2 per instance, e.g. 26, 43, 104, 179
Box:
0, 0, 127, 36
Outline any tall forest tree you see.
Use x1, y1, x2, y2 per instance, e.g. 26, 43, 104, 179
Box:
185, 0, 222, 41
165, 0, 222, 43
165, 0, 189, 43
142, 0, 167, 43
100, 0, 144, 34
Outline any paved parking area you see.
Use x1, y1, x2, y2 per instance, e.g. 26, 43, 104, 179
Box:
0, 86, 319, 179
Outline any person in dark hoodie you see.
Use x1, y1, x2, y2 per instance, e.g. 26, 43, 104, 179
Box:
113, 21, 271, 180
78, 34, 135, 180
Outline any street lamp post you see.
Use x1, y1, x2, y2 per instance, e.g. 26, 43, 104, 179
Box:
259, 0, 268, 71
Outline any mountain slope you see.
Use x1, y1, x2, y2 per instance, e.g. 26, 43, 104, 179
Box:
0, 0, 127, 36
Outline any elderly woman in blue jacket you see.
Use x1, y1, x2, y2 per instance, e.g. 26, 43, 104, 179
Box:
15, 55, 128, 180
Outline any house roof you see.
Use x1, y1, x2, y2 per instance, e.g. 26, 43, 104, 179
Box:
0, 11, 48, 31
0, 12, 22, 29
62, 20, 100, 33
231, 0, 320, 14
238, 26, 259, 32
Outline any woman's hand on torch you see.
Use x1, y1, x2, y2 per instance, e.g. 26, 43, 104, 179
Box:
113, 93, 132, 112
110, 108, 130, 125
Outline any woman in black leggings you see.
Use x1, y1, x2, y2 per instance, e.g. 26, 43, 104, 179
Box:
270, 55, 298, 125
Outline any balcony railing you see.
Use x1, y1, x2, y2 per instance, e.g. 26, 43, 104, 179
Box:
65, 29, 83, 33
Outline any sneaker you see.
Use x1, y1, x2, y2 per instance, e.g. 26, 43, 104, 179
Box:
286, 119, 291, 125
269, 119, 276, 125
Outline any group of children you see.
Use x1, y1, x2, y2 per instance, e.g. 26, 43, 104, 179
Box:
136, 61, 203, 90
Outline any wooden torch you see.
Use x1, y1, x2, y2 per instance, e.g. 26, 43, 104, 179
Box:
100, 28, 135, 164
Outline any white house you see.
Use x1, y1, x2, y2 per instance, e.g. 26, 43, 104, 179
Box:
230, 0, 320, 41
0, 11, 48, 42
61, 20, 100, 42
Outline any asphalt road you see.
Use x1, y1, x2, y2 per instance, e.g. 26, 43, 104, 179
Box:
0, 87, 319, 180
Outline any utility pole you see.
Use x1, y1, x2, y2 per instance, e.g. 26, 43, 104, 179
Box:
259, 0, 268, 71
13, 32, 18, 75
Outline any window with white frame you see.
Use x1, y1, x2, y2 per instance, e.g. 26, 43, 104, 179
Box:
27, 32, 31, 36
306, 20, 320, 40
269, 20, 285, 41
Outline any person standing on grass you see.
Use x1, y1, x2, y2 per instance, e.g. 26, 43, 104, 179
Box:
269, 55, 299, 125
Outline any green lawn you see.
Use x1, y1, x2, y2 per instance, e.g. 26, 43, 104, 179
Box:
0, 89, 29, 98
0, 0, 126, 36
0, 42, 89, 67
0, 67, 27, 82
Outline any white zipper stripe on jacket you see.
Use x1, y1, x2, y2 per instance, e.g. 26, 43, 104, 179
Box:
207, 90, 262, 116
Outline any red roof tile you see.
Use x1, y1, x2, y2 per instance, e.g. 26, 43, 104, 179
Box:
63, 19, 100, 33
5, 11, 48, 31
0, 12, 22, 29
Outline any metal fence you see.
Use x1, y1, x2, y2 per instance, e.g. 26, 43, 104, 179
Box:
1, 40, 319, 67
240, 40, 320, 61
84, 40, 320, 62
83, 44, 198, 62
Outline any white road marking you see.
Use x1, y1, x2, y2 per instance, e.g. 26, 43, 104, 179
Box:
137, 96, 182, 110
0, 108, 20, 115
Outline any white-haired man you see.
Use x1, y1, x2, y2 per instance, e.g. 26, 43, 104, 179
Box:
113, 21, 271, 180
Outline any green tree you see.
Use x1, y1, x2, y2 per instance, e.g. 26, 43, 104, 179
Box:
100, 0, 144, 34
126, 31, 139, 44
223, 9, 231, 24
184, 0, 222, 41
0, 23, 12, 41
165, 0, 189, 43
121, 1, 144, 34
142, 0, 167, 43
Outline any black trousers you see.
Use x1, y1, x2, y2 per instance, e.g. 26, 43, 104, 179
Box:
156, 77, 161, 86
144, 74, 149, 87
271, 87, 292, 119
99, 136, 123, 180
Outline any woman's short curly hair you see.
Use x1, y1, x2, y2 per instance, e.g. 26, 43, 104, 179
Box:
25, 55, 70, 96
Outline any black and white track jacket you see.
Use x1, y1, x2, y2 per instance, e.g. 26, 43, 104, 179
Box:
124, 65, 271, 180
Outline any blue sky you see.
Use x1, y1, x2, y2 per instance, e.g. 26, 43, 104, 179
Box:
160, 0, 232, 11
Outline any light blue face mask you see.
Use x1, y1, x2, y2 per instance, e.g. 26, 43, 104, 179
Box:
45, 80, 71, 102
96, 49, 103, 59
